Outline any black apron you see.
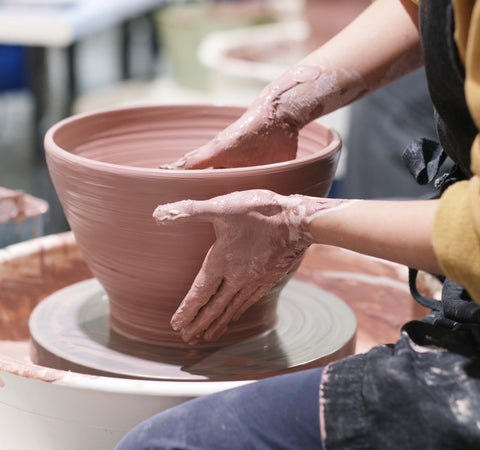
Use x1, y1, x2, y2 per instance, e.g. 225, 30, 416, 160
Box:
322, 1, 480, 448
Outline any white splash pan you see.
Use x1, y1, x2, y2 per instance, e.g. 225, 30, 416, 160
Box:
0, 230, 434, 448
0, 233, 252, 450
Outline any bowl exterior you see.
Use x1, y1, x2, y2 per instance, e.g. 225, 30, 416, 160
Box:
45, 105, 341, 347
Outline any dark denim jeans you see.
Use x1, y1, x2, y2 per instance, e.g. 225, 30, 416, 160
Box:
116, 367, 324, 450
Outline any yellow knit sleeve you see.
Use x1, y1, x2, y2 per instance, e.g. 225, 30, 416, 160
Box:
433, 180, 480, 302
433, 0, 480, 303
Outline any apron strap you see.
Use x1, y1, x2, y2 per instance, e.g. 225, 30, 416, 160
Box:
408, 267, 442, 311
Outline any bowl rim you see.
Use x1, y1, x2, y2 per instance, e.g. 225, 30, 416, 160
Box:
44, 104, 342, 177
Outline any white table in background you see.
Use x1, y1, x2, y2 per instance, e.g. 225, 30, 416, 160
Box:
0, 0, 168, 156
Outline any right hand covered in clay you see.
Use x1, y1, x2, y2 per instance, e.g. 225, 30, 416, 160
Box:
153, 190, 327, 344
161, 100, 299, 170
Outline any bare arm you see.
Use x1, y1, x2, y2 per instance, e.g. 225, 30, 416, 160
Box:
309, 198, 442, 275
273, 0, 422, 127
168, 0, 422, 169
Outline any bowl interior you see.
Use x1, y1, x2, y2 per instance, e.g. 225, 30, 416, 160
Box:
50, 104, 336, 170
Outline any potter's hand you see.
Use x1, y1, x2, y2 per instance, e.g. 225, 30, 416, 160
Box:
162, 0, 423, 169
161, 106, 299, 170
159, 63, 367, 170
153, 190, 317, 343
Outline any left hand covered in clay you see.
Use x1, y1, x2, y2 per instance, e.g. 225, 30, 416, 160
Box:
153, 190, 322, 344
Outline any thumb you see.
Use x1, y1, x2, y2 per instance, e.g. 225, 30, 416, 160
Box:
162, 145, 221, 170
153, 199, 221, 225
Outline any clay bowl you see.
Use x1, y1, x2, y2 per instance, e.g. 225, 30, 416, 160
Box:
44, 104, 341, 348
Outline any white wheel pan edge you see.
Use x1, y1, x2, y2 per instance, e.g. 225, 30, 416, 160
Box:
0, 365, 252, 449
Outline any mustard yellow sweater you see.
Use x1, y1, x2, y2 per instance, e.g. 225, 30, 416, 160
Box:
429, 1, 480, 303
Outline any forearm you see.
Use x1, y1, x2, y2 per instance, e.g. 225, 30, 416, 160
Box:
258, 0, 422, 129
307, 198, 442, 275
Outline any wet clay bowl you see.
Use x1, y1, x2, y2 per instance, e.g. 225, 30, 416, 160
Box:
44, 104, 341, 348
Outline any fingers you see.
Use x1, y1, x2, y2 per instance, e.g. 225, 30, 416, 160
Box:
173, 281, 273, 344
181, 152, 216, 170
177, 280, 240, 344
159, 155, 187, 170
203, 285, 259, 341
161, 154, 209, 170
170, 253, 223, 331
153, 199, 220, 225
159, 145, 220, 170
153, 190, 284, 228
153, 199, 195, 224
232, 284, 272, 322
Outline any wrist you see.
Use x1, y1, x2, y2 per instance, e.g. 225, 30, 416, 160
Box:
261, 64, 368, 130
282, 195, 351, 244
301, 196, 355, 243
261, 65, 325, 130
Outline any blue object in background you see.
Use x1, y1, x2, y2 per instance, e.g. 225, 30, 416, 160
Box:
0, 45, 28, 91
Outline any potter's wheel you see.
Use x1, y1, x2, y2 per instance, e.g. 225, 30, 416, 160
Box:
29, 278, 356, 381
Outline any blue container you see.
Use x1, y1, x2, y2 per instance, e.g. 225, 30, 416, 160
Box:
0, 45, 28, 91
